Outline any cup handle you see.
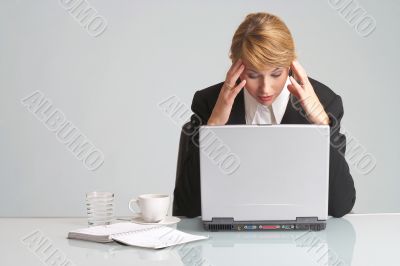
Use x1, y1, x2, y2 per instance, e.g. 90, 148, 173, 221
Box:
128, 198, 141, 216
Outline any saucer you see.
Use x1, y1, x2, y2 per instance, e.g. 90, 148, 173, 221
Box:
131, 215, 181, 225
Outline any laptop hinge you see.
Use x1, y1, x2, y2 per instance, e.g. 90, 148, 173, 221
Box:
296, 217, 320, 223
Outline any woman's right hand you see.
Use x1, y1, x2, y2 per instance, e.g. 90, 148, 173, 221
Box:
207, 59, 247, 125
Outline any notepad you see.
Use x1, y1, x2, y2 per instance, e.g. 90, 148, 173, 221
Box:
67, 222, 208, 249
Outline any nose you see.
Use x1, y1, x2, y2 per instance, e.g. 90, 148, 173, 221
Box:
259, 79, 273, 96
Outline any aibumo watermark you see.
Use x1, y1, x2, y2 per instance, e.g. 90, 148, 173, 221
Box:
59, 0, 108, 37
21, 90, 105, 171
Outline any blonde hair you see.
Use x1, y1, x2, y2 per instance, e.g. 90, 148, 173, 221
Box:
229, 12, 296, 70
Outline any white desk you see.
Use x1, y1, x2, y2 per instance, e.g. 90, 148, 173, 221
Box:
1, 214, 399, 266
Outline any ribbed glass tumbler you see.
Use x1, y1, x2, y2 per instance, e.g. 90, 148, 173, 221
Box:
86, 191, 114, 226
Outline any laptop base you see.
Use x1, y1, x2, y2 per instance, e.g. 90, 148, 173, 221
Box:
203, 217, 326, 231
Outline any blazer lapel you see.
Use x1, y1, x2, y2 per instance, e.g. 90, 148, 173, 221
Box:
281, 94, 310, 124
226, 76, 246, 124
227, 89, 246, 124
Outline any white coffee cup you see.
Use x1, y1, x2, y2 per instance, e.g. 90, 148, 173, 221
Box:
128, 194, 170, 223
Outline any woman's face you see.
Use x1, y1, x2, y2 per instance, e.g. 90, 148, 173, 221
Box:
239, 61, 289, 106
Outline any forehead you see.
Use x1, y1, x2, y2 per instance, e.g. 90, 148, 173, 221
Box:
241, 59, 282, 73
245, 65, 282, 73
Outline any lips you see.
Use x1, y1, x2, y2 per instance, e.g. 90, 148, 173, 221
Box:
258, 95, 273, 102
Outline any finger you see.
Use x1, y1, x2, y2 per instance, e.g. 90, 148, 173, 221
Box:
290, 60, 309, 86
289, 76, 305, 98
287, 83, 300, 99
228, 64, 245, 85
227, 58, 242, 77
231, 79, 246, 96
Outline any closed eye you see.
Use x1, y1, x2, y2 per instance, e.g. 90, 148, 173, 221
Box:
271, 72, 282, 78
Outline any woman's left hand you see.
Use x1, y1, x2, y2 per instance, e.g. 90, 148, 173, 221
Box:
287, 60, 330, 125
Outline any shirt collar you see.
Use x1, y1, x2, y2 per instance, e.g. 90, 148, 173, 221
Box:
243, 76, 291, 124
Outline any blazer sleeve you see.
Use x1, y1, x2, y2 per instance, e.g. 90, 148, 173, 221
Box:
324, 95, 356, 217
172, 91, 207, 218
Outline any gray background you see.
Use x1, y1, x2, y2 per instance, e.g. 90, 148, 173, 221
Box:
0, 0, 398, 217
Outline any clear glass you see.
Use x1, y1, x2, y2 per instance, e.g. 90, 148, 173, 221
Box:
86, 191, 114, 226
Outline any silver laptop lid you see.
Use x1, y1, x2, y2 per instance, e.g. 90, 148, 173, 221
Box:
199, 124, 330, 222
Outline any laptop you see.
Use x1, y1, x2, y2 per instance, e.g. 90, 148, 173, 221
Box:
199, 124, 330, 231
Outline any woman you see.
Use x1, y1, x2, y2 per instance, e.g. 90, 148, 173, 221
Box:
173, 12, 356, 218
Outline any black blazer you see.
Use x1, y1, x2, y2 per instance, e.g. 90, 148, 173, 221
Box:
173, 77, 356, 218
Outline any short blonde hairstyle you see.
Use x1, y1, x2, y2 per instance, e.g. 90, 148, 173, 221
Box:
229, 12, 296, 70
